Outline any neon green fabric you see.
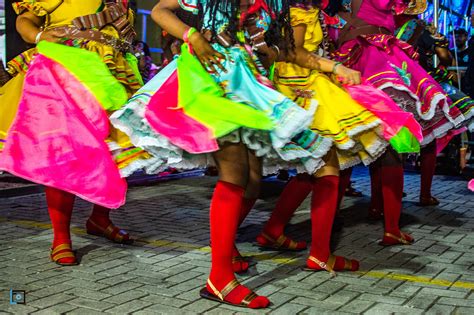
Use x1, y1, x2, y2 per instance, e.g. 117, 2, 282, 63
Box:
176, 44, 273, 138
125, 53, 144, 86
37, 41, 128, 111
389, 126, 420, 153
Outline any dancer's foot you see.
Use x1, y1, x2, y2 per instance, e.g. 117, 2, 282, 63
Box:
200, 278, 270, 308
368, 208, 384, 221
256, 232, 307, 251
379, 231, 414, 246
345, 182, 363, 197
232, 245, 249, 274
50, 243, 77, 266
86, 218, 132, 244
418, 196, 440, 207
305, 254, 359, 276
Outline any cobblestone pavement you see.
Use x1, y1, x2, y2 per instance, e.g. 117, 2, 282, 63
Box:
0, 168, 473, 314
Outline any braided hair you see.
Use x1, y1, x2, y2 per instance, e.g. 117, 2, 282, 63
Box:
202, 0, 295, 52
324, 0, 343, 16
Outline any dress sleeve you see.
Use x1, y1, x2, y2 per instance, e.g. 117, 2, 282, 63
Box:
178, 0, 199, 15
290, 7, 318, 27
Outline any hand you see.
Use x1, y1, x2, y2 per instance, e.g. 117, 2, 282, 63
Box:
38, 29, 67, 43
334, 64, 361, 85
188, 32, 226, 72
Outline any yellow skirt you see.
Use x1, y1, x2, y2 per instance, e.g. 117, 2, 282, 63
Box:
275, 64, 388, 168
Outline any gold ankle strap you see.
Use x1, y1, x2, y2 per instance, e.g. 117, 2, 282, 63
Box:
384, 232, 411, 245
207, 279, 240, 301
308, 255, 337, 277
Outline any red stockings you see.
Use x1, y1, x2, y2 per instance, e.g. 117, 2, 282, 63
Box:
45, 187, 76, 265
207, 181, 269, 308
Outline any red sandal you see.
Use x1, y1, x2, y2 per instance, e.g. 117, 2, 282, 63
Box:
200, 279, 269, 309
256, 232, 307, 251
86, 219, 133, 244
50, 243, 78, 266
303, 254, 359, 276
232, 254, 250, 274
379, 231, 414, 246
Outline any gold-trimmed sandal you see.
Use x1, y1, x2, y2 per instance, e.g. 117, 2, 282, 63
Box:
232, 255, 250, 274
199, 279, 264, 308
50, 243, 78, 266
379, 232, 414, 246
256, 232, 306, 251
303, 255, 337, 277
86, 219, 133, 244
303, 254, 359, 275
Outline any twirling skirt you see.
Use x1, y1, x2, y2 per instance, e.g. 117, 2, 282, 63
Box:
333, 34, 466, 146
111, 44, 333, 175
0, 41, 146, 209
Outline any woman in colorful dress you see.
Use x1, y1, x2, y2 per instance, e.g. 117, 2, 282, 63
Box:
0, 0, 146, 266
112, 0, 357, 308
256, 0, 424, 273
323, 0, 468, 242
395, 13, 474, 203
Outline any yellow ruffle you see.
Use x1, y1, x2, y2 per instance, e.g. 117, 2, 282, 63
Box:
12, 0, 64, 26
290, 7, 319, 27
13, 0, 49, 16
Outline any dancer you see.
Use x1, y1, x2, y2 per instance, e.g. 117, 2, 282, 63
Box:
0, 0, 145, 265
256, 0, 394, 274
259, 0, 425, 254
396, 14, 474, 205
324, 0, 467, 233
112, 0, 336, 308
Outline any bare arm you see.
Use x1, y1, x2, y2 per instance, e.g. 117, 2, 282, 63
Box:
16, 12, 44, 44
16, 11, 67, 44
152, 0, 225, 71
152, 0, 190, 42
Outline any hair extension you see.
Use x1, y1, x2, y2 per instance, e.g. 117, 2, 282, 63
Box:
201, 0, 295, 52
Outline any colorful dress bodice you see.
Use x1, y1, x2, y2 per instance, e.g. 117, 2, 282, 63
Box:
337, 0, 406, 32
178, 0, 275, 36
275, 6, 323, 80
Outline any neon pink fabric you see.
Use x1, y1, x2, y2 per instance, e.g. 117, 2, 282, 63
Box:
144, 70, 218, 154
345, 83, 423, 142
469, 180, 474, 192
0, 55, 127, 209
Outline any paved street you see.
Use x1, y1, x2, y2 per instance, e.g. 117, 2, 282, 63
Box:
0, 168, 473, 314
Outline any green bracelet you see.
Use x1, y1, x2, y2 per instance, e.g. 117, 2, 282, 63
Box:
183, 27, 198, 43
332, 62, 342, 74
